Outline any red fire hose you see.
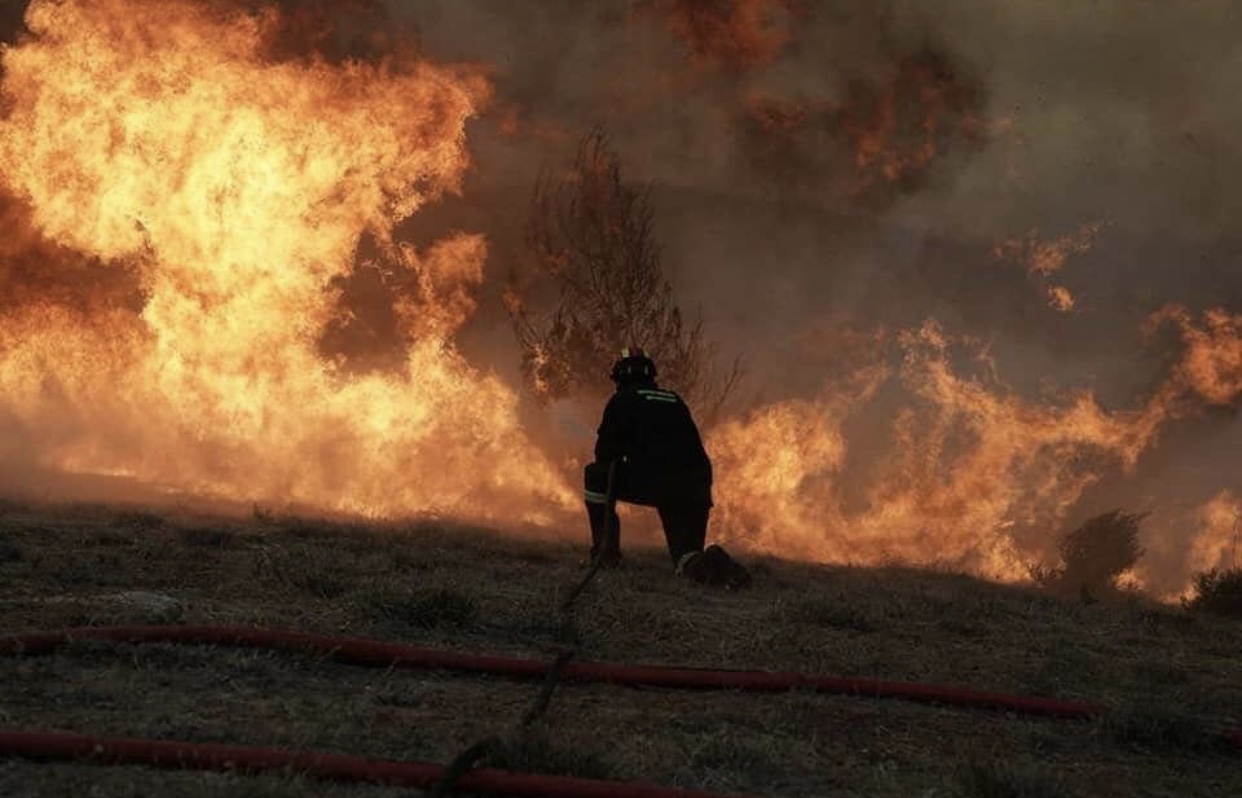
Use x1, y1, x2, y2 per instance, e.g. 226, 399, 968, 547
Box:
0, 728, 749, 798
1, 623, 1238, 797
1, 625, 1106, 718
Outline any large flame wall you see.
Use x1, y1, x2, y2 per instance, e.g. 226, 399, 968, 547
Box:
0, 0, 571, 521
3, 0, 1242, 597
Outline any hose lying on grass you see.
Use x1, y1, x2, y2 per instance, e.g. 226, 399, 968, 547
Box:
2, 625, 1239, 756
0, 624, 1107, 717
0, 728, 755, 798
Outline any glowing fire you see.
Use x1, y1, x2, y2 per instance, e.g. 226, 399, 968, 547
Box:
0, 0, 571, 520
740, 50, 988, 205
709, 322, 1166, 578
993, 223, 1106, 313
4, 1, 1242, 599
640, 0, 797, 69
709, 300, 1242, 585
842, 53, 986, 194
1188, 491, 1241, 576
1151, 306, 1242, 406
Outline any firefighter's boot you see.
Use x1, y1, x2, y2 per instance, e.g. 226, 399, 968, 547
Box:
677, 544, 751, 590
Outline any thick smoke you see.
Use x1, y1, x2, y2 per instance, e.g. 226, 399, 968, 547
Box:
4, 1, 1242, 590
387, 0, 1242, 590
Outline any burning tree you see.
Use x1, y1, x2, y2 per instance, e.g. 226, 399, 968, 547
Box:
507, 128, 740, 418
1032, 510, 1147, 598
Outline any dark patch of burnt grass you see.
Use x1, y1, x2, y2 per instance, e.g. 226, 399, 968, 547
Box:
1, 503, 1241, 798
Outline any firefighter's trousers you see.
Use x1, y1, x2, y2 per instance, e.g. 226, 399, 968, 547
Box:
583, 460, 711, 565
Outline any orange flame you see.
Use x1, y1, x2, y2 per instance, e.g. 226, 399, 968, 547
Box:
709, 322, 1167, 579
1045, 285, 1075, 313
740, 50, 988, 206
710, 302, 1242, 585
3, 1, 1241, 601
1150, 306, 1242, 406
0, 0, 572, 520
1188, 491, 1242, 575
639, 0, 798, 69
993, 222, 1105, 313
841, 52, 986, 196
1144, 491, 1242, 602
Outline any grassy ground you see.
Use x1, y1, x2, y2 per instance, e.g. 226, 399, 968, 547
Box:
0, 499, 1240, 797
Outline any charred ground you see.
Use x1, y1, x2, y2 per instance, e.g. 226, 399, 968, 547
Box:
0, 501, 1240, 797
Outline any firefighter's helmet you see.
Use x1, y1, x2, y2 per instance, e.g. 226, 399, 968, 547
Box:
610, 347, 657, 384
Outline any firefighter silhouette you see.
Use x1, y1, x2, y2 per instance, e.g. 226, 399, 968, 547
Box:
584, 347, 750, 588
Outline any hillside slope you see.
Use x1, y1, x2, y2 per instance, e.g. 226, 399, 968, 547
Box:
0, 501, 1239, 797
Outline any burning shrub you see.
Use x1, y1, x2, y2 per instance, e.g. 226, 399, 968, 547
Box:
1183, 568, 1242, 619
506, 127, 740, 419
1033, 510, 1146, 598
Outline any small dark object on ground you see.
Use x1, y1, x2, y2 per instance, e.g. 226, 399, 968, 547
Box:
679, 545, 751, 590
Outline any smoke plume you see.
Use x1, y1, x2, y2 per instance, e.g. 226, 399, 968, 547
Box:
4, 0, 1242, 594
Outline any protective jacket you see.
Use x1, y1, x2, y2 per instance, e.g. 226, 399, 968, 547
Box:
591, 379, 712, 506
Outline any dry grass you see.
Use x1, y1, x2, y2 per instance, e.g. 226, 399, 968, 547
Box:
0, 500, 1240, 797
